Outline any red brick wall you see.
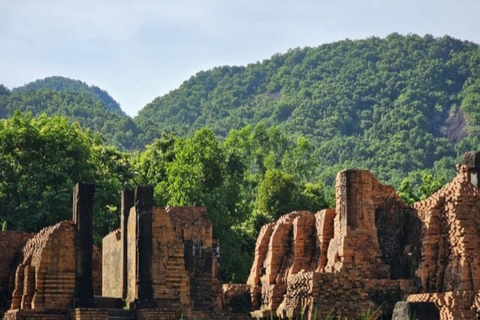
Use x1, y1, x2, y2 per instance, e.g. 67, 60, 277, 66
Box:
0, 231, 34, 311
10, 221, 76, 311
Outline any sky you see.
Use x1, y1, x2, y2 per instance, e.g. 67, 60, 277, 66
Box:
1, 0, 479, 117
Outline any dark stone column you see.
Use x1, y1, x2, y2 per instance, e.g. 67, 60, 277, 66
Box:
463, 151, 480, 188
73, 183, 95, 308
135, 186, 155, 307
121, 189, 134, 300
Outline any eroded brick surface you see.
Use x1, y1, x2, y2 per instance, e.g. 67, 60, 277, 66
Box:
10, 221, 76, 312
0, 231, 34, 313
242, 163, 480, 320
246, 170, 423, 319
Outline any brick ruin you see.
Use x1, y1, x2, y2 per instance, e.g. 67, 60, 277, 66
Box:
228, 152, 480, 320
0, 184, 248, 320
243, 170, 419, 320
1, 152, 480, 320
0, 184, 103, 320
0, 232, 34, 313
101, 187, 226, 319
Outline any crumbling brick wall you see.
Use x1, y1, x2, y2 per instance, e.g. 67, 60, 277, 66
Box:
149, 206, 216, 315
407, 291, 480, 320
403, 164, 480, 319
325, 170, 413, 279
0, 231, 34, 313
247, 211, 318, 313
123, 205, 220, 318
414, 164, 480, 293
10, 221, 76, 311
246, 170, 417, 320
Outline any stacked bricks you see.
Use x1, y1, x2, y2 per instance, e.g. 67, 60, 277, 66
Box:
10, 221, 76, 312
135, 309, 176, 320
2, 309, 69, 320
101, 229, 122, 297
246, 169, 416, 319
246, 222, 275, 309
0, 231, 34, 313
119, 204, 222, 319
165, 207, 214, 312
403, 164, 480, 319
325, 170, 405, 279
314, 209, 335, 271
246, 211, 330, 315
253, 212, 315, 311
407, 291, 480, 319
70, 308, 108, 320
413, 164, 480, 294
150, 207, 191, 311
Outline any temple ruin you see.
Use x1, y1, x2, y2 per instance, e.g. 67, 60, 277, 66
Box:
226, 152, 480, 320
1, 152, 480, 320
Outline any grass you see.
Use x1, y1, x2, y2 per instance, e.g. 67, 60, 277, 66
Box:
176, 304, 383, 320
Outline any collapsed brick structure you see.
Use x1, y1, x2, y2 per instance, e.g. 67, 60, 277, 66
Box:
0, 232, 34, 316
237, 154, 480, 320
102, 187, 224, 319
2, 152, 480, 320
0, 183, 249, 320
0, 227, 102, 318
406, 161, 480, 319
0, 183, 103, 320
245, 170, 419, 319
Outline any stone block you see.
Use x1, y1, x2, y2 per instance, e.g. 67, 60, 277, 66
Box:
392, 301, 440, 320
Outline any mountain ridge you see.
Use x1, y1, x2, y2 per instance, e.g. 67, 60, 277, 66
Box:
1, 33, 480, 186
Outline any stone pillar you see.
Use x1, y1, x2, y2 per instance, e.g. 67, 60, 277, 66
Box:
463, 151, 480, 188
121, 189, 134, 300
73, 183, 95, 308
135, 186, 155, 307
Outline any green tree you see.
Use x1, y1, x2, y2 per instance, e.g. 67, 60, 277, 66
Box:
0, 112, 128, 244
257, 169, 298, 219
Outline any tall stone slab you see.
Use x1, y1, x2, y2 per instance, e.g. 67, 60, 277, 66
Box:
73, 183, 95, 308
121, 189, 134, 300
135, 186, 155, 307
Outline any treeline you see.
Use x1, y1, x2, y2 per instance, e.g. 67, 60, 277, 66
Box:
2, 34, 480, 280
136, 34, 480, 186
0, 112, 451, 282
0, 84, 144, 149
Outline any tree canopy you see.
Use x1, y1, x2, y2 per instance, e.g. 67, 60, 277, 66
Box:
1, 33, 480, 282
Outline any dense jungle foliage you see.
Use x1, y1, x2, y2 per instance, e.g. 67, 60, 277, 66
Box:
1, 34, 480, 281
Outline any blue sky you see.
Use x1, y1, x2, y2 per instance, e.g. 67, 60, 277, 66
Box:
1, 0, 479, 116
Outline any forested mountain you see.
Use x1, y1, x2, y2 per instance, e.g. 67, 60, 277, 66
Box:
14, 76, 125, 116
2, 33, 480, 281
135, 34, 480, 186
0, 84, 144, 149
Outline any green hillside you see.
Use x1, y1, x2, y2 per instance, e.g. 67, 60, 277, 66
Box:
2, 34, 480, 281
14, 76, 125, 116
0, 85, 144, 149
135, 34, 480, 185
